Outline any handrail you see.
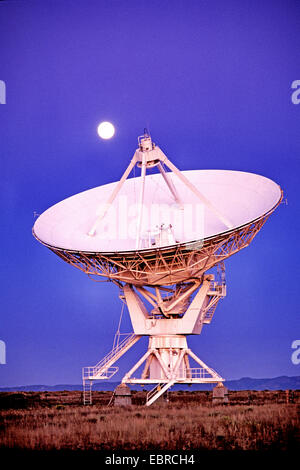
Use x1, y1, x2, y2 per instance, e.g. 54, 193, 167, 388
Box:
177, 367, 218, 379
83, 366, 118, 379
93, 333, 135, 372
147, 383, 163, 402
146, 380, 175, 406
82, 333, 140, 379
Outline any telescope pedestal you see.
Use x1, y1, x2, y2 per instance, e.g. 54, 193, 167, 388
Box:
82, 272, 226, 405
122, 335, 223, 384
122, 335, 224, 406
120, 275, 226, 405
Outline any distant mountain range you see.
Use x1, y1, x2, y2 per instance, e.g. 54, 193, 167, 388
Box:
1, 375, 299, 392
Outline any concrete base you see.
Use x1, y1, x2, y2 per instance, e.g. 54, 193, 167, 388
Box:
212, 383, 228, 404
114, 383, 132, 406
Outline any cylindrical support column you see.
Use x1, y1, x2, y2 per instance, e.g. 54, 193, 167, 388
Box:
148, 335, 188, 381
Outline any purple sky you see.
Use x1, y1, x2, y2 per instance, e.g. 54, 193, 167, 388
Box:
0, 0, 299, 387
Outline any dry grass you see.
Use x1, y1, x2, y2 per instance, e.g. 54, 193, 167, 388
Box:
0, 391, 299, 451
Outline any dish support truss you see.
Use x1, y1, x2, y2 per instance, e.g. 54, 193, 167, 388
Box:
46, 200, 281, 287
82, 271, 226, 405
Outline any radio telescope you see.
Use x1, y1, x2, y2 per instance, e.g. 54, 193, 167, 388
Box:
33, 130, 282, 405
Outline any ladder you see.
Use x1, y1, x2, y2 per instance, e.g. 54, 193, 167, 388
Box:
82, 333, 141, 404
83, 380, 92, 405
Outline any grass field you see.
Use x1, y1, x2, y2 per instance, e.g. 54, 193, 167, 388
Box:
0, 390, 299, 451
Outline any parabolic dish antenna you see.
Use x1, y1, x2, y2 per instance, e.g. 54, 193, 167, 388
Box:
33, 131, 283, 405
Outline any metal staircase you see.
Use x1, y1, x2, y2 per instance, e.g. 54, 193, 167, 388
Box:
82, 333, 141, 404
203, 281, 226, 324
203, 300, 219, 324
146, 381, 175, 406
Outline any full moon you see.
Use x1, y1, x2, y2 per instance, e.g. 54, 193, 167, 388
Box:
97, 121, 115, 139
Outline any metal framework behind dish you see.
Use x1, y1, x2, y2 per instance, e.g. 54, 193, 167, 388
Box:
40, 204, 281, 287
